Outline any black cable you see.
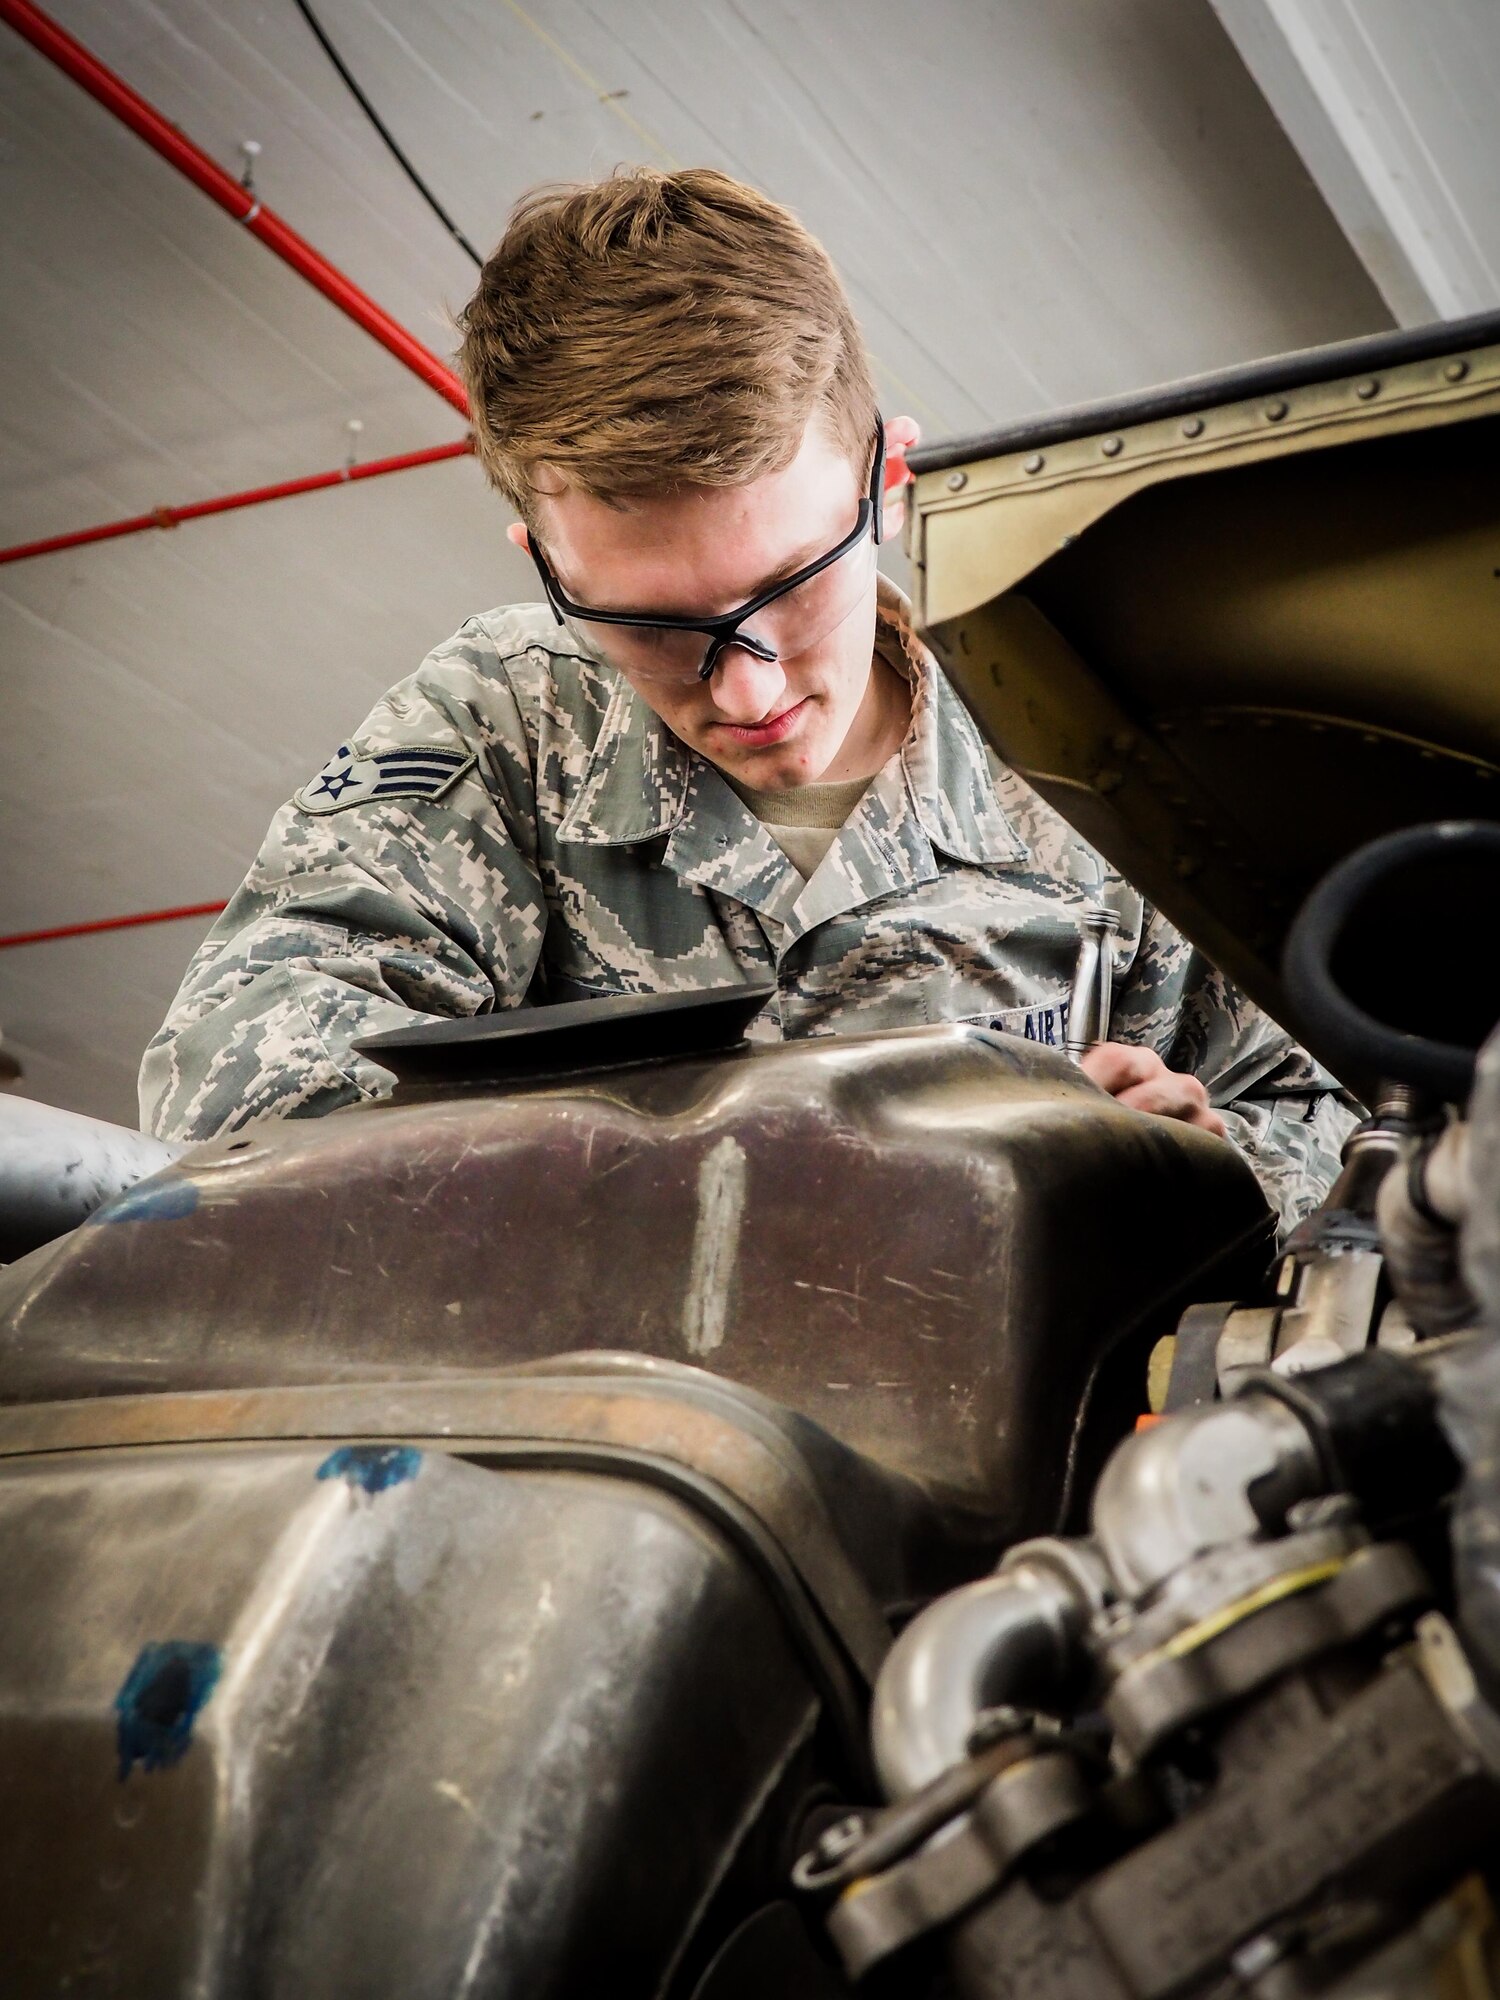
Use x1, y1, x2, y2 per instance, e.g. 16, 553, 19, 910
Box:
291, 0, 483, 267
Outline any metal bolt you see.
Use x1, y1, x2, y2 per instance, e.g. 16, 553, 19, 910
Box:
1023, 452, 1046, 475
946, 471, 967, 491
1264, 399, 1288, 422
1355, 377, 1380, 400
1181, 415, 1205, 438
1232, 1934, 1286, 1979
1445, 359, 1470, 382
967, 1704, 1033, 1753
814, 1814, 867, 1865
238, 138, 262, 193
1101, 435, 1123, 458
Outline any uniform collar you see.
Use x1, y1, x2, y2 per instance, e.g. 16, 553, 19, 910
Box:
555, 669, 691, 845
556, 578, 1022, 873
874, 578, 1024, 867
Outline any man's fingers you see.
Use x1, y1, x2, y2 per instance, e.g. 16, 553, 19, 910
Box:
1078, 1042, 1159, 1093
1079, 1041, 1229, 1136
1116, 1078, 1227, 1136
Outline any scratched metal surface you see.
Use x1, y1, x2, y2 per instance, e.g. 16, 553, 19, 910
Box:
0, 1024, 1273, 1530
0, 0, 1388, 1120
0, 1441, 819, 1994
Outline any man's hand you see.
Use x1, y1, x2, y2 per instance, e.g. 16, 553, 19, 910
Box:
1079, 1042, 1228, 1138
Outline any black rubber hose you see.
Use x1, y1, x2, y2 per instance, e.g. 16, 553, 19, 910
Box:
1282, 821, 1500, 1104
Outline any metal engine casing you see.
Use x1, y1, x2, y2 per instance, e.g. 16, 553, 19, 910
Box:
0, 1023, 1273, 1991
0, 1024, 1271, 1525
0, 1443, 819, 1995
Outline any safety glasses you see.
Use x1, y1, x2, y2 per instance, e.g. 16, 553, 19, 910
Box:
529, 422, 887, 687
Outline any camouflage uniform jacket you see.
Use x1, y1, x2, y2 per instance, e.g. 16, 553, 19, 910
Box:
140, 584, 1353, 1227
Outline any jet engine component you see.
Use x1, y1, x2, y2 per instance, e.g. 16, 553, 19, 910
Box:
1155, 820, 1500, 1413
804, 1347, 1489, 1996
1281, 820, 1500, 1110
0, 1019, 1271, 1538
0, 1094, 183, 1262
1378, 1116, 1478, 1337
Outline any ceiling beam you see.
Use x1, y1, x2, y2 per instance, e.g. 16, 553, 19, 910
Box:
1210, 0, 1500, 326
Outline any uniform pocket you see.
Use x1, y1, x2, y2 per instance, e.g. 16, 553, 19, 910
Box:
949, 995, 1073, 1048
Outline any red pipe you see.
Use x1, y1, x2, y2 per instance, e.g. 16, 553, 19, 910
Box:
0, 903, 229, 951
0, 0, 470, 415
0, 437, 472, 567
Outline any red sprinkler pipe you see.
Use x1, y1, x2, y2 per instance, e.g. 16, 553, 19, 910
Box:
0, 0, 470, 416
0, 902, 229, 951
0, 437, 472, 567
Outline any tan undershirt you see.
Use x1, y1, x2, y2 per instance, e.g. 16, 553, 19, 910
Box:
727, 775, 873, 881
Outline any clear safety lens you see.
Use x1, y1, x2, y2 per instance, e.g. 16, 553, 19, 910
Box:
562, 531, 878, 687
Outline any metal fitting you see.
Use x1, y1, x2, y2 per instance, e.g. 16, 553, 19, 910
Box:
1091, 1394, 1324, 1601
1377, 1122, 1476, 1336
870, 1539, 1105, 1797
1065, 905, 1120, 1057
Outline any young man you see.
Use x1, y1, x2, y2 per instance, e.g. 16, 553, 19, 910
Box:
141, 168, 1352, 1228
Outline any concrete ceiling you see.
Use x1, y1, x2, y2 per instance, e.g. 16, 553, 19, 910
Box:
1211, 0, 1500, 326
0, 0, 1406, 1124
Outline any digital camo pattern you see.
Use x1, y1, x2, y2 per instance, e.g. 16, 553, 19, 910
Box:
141, 583, 1355, 1229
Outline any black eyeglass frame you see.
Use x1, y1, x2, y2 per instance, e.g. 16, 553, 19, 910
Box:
528, 420, 886, 683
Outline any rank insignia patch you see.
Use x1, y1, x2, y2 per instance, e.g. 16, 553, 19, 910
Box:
295, 743, 475, 815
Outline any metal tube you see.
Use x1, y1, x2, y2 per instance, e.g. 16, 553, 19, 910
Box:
0, 0, 470, 415
0, 438, 472, 569
0, 902, 229, 952
1065, 905, 1120, 1057
1376, 1124, 1477, 1336
0, 1097, 183, 1262
871, 1557, 1090, 1797
1090, 1395, 1324, 1599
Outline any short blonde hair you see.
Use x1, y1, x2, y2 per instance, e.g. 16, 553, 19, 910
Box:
457, 167, 878, 524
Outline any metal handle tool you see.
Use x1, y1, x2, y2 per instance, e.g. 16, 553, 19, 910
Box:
1065, 905, 1120, 1058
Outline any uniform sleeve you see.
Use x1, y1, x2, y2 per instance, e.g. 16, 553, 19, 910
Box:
140, 643, 549, 1144
1111, 908, 1359, 1235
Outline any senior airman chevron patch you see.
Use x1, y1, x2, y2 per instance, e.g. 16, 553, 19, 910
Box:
295, 743, 476, 815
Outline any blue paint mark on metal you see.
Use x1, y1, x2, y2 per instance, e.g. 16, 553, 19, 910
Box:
316, 1443, 422, 1494
114, 1641, 223, 1779
94, 1177, 199, 1224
